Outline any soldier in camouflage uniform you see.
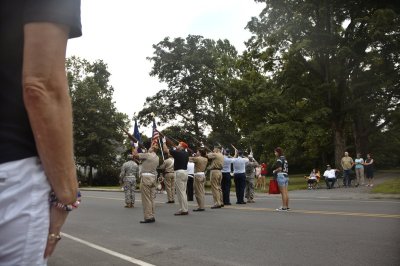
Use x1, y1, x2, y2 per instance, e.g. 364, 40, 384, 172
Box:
245, 154, 259, 203
119, 154, 139, 208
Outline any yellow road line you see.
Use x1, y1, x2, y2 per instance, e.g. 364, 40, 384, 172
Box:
222, 205, 400, 218
84, 196, 400, 219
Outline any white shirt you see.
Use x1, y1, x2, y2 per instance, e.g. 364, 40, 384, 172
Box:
232, 157, 249, 174
323, 169, 336, 178
187, 162, 195, 176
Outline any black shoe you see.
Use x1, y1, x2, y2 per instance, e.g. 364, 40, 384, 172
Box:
166, 201, 175, 204
224, 203, 232, 205
193, 208, 205, 212
140, 218, 155, 223
174, 211, 189, 216
211, 205, 222, 209
236, 202, 246, 205
221, 204, 224, 207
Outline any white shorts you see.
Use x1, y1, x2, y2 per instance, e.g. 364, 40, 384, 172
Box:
0, 157, 51, 266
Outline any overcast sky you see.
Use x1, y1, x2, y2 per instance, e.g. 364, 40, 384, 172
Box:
66, 0, 263, 134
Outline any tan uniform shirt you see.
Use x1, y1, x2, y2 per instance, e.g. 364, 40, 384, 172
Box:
207, 152, 224, 170
341, 156, 354, 170
159, 157, 174, 173
138, 152, 159, 176
190, 156, 208, 173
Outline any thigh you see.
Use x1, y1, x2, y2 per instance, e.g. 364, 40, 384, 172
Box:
0, 157, 50, 266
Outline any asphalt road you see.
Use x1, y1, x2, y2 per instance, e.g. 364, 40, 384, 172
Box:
48, 189, 400, 266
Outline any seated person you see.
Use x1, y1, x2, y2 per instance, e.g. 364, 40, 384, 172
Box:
305, 169, 319, 189
323, 165, 337, 189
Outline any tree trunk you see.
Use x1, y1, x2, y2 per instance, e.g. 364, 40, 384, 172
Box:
333, 122, 346, 170
88, 166, 93, 186
352, 112, 370, 156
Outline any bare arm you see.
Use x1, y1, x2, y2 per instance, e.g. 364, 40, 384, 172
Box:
23, 22, 77, 204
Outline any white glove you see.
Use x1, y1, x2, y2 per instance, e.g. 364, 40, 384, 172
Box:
133, 142, 139, 148
162, 137, 167, 143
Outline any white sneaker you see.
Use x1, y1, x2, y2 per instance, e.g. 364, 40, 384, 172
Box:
276, 207, 288, 211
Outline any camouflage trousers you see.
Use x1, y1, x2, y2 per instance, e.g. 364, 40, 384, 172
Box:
124, 176, 136, 205
245, 175, 255, 201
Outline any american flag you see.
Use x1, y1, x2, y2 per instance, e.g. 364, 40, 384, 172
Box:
151, 120, 159, 148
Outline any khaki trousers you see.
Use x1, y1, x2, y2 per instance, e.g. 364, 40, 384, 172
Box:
194, 173, 206, 209
175, 170, 188, 212
210, 170, 223, 206
355, 167, 365, 185
140, 174, 156, 219
164, 172, 175, 202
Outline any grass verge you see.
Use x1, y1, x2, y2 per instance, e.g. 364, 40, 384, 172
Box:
371, 178, 400, 194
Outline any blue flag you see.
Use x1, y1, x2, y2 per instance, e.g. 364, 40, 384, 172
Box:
133, 119, 142, 153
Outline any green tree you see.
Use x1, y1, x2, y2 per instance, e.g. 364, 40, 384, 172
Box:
67, 56, 129, 185
139, 35, 241, 144
242, 0, 400, 168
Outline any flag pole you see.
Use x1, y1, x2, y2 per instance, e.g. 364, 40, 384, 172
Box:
152, 115, 165, 161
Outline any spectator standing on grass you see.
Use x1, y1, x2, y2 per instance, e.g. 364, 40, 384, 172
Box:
354, 153, 365, 187
341, 152, 354, 187
364, 153, 375, 187
0, 1, 82, 264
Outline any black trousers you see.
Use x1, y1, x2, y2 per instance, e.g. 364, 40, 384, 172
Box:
186, 175, 194, 201
325, 178, 336, 189
221, 172, 232, 204
234, 173, 246, 203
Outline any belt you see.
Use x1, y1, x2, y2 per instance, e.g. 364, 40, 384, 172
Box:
175, 169, 187, 172
210, 168, 222, 170
194, 172, 205, 175
165, 172, 174, 174
141, 173, 155, 176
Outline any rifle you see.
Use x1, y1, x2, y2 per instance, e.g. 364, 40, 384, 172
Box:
156, 129, 195, 154
121, 128, 146, 149
191, 135, 212, 152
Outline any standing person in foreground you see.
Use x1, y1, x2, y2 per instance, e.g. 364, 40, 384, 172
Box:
186, 160, 195, 201
272, 147, 290, 211
221, 149, 233, 205
232, 148, 249, 205
207, 146, 225, 209
364, 153, 375, 187
119, 154, 139, 208
163, 138, 190, 216
0, 1, 81, 264
189, 149, 209, 211
159, 153, 175, 203
133, 145, 160, 223
341, 151, 354, 187
245, 154, 259, 203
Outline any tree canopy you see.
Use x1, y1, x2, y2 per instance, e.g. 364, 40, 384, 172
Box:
138, 1, 399, 171
67, 56, 129, 184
